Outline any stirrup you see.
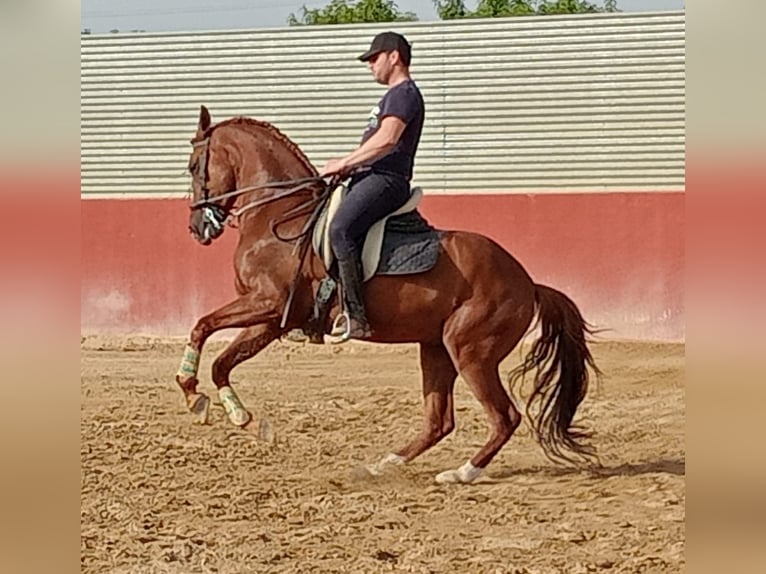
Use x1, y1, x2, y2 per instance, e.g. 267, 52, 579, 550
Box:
326, 311, 370, 344
326, 311, 352, 344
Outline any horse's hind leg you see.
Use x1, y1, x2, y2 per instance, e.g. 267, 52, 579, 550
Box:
435, 355, 522, 484
369, 342, 458, 474
430, 298, 532, 482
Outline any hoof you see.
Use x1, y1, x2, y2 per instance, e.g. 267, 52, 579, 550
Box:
188, 393, 210, 425
244, 418, 276, 443
435, 462, 483, 484
258, 418, 275, 442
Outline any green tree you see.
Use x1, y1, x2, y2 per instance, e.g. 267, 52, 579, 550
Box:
288, 0, 417, 25
476, 0, 536, 18
434, 0, 617, 19
537, 0, 600, 15
434, 0, 468, 19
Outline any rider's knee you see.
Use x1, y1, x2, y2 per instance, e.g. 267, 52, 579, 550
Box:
329, 220, 351, 256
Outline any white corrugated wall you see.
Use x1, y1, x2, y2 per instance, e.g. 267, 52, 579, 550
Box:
81, 11, 685, 196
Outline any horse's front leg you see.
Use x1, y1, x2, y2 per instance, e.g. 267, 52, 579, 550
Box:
209, 322, 281, 428
175, 293, 281, 425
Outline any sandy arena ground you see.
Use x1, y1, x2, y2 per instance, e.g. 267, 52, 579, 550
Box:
81, 335, 685, 574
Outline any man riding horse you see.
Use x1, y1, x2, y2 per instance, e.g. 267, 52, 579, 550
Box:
320, 31, 425, 343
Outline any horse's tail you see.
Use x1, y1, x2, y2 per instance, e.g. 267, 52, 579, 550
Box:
509, 283, 602, 466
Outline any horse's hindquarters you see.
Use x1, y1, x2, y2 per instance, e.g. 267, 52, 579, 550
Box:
361, 231, 536, 345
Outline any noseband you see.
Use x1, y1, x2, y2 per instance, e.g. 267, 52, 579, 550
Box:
189, 138, 228, 241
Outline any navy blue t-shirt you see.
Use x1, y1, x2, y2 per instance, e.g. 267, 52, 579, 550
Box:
359, 79, 424, 181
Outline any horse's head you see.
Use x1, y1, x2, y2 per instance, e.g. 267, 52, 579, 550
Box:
186, 106, 326, 246
186, 106, 237, 245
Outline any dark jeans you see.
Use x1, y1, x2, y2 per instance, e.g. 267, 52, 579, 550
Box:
329, 171, 411, 260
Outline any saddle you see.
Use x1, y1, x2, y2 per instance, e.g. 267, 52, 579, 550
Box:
312, 184, 437, 280
302, 183, 442, 342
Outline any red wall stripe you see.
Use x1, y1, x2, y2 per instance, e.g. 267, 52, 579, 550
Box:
81, 192, 684, 341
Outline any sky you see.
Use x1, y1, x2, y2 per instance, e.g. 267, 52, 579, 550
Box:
81, 0, 685, 34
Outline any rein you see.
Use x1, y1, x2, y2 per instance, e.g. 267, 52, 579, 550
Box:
189, 136, 338, 241
189, 175, 326, 212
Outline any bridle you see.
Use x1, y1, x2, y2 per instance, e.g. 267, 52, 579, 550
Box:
189, 135, 337, 243
189, 138, 227, 241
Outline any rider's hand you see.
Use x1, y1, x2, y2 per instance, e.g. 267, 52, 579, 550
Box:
320, 158, 350, 178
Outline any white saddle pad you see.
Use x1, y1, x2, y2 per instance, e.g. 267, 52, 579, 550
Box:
312, 185, 423, 281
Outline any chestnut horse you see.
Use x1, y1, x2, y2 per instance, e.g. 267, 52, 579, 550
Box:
175, 106, 600, 484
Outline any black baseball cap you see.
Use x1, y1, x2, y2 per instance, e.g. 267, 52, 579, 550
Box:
358, 31, 412, 66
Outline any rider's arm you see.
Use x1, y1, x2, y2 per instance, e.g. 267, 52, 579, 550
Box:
344, 116, 406, 168
329, 116, 406, 174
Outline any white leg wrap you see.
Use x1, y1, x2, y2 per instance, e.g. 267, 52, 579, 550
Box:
218, 386, 251, 427
435, 460, 483, 484
176, 344, 200, 380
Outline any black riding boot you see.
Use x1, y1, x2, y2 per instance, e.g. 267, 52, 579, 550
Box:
330, 253, 372, 342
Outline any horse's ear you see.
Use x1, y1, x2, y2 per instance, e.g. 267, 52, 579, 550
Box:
197, 105, 211, 136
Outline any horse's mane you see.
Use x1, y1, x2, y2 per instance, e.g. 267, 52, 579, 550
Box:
208, 117, 317, 176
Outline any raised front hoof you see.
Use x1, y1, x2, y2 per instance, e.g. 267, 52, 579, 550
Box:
187, 393, 210, 425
